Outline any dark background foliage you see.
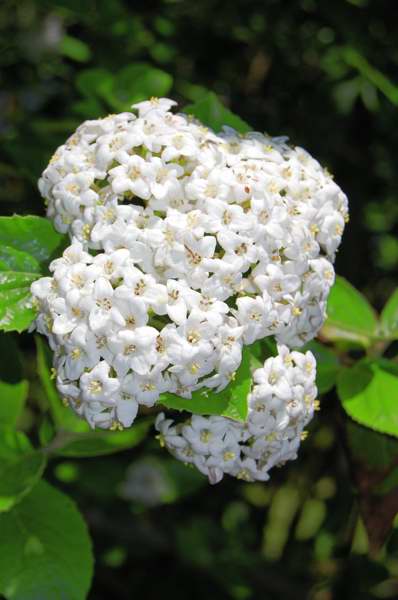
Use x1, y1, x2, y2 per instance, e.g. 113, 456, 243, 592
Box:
1, 1, 398, 598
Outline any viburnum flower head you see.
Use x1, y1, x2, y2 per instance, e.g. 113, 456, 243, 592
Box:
32, 97, 347, 439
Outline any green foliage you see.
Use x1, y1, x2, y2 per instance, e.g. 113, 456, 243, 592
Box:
322, 276, 379, 347
60, 35, 92, 63
76, 68, 113, 102
337, 360, 398, 438
0, 450, 46, 512
0, 264, 38, 333
185, 92, 251, 133
74, 63, 173, 116
342, 46, 398, 107
0, 217, 67, 333
381, 288, 398, 338
0, 422, 45, 513
113, 64, 173, 109
159, 344, 252, 420
0, 216, 67, 266
0, 428, 32, 459
0, 481, 93, 600
56, 419, 153, 458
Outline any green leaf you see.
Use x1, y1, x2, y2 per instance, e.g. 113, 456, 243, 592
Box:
0, 334, 28, 426
0, 246, 41, 274
75, 68, 115, 117
56, 418, 153, 457
337, 360, 398, 438
303, 341, 341, 394
36, 336, 153, 456
159, 345, 252, 420
0, 423, 45, 513
72, 96, 105, 119
321, 276, 379, 347
75, 63, 174, 115
0, 271, 38, 332
0, 451, 46, 512
248, 337, 277, 371
248, 341, 263, 370
184, 92, 251, 134
76, 68, 114, 98
0, 217, 67, 332
59, 35, 92, 63
342, 46, 398, 107
381, 288, 398, 337
112, 63, 173, 110
38, 417, 55, 447
0, 216, 67, 267
0, 480, 93, 600
0, 427, 32, 460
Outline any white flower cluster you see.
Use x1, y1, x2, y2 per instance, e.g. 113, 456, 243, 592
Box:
155, 344, 317, 484
31, 97, 347, 477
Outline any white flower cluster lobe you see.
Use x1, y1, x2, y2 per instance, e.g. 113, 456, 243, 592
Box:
156, 344, 317, 484
32, 97, 347, 479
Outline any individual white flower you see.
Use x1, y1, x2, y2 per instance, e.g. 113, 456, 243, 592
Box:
127, 370, 168, 406
92, 248, 130, 280
52, 171, 98, 216
108, 326, 158, 376
55, 261, 98, 297
169, 360, 213, 388
115, 268, 167, 314
112, 295, 149, 330
217, 231, 258, 271
132, 97, 177, 116
181, 416, 231, 455
169, 233, 216, 287
51, 290, 88, 336
50, 240, 93, 277
109, 155, 152, 198
206, 199, 253, 233
253, 264, 301, 300
114, 377, 139, 427
165, 280, 199, 325
164, 311, 215, 361
215, 321, 244, 374
60, 343, 97, 381
235, 296, 270, 344
31, 276, 56, 303
79, 360, 120, 404
88, 277, 124, 332
146, 157, 184, 209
